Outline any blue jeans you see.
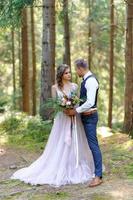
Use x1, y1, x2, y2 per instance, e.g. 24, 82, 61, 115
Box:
81, 112, 102, 178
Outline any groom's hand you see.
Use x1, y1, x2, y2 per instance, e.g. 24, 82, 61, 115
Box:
82, 108, 97, 116
63, 109, 76, 116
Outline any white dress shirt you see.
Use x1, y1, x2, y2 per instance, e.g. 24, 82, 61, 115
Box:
76, 71, 99, 113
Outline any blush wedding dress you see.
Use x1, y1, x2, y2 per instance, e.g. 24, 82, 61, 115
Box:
11, 83, 94, 187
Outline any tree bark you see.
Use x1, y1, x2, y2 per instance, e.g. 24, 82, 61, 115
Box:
124, 0, 133, 137
18, 29, 22, 110
40, 0, 56, 119
88, 0, 92, 70
108, 0, 115, 128
11, 28, 16, 109
31, 7, 37, 116
21, 9, 30, 114
63, 0, 71, 69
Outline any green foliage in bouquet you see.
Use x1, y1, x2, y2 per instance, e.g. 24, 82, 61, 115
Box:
43, 97, 64, 118
44, 92, 83, 118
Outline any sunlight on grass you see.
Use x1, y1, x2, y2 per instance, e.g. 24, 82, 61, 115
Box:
110, 190, 125, 199
98, 126, 113, 138
0, 135, 8, 145
122, 140, 133, 150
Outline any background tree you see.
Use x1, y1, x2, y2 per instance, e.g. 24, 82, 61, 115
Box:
124, 0, 133, 137
11, 28, 16, 109
87, 0, 92, 70
40, 0, 56, 119
108, 0, 115, 128
30, 7, 37, 116
21, 9, 30, 113
18, 29, 22, 110
63, 0, 71, 69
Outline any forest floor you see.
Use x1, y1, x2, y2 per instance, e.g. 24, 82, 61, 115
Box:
0, 126, 133, 200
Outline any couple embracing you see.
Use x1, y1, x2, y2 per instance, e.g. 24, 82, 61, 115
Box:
11, 59, 103, 188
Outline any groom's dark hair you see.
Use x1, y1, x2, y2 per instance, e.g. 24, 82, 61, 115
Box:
75, 59, 88, 68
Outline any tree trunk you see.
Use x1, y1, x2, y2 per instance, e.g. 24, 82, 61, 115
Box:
51, 2, 56, 85
124, 0, 133, 137
21, 9, 30, 114
31, 7, 37, 116
88, 0, 92, 70
18, 29, 22, 110
40, 0, 56, 119
63, 0, 71, 69
11, 28, 16, 109
108, 0, 115, 128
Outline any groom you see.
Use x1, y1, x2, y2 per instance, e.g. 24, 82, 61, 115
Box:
65, 59, 103, 187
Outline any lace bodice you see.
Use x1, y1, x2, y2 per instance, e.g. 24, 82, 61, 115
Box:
52, 83, 78, 99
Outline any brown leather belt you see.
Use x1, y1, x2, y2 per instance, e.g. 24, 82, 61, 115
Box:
81, 110, 97, 116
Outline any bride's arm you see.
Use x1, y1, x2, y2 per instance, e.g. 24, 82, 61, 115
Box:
51, 85, 57, 98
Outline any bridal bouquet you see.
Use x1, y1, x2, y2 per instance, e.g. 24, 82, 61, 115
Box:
44, 92, 83, 117
58, 92, 82, 109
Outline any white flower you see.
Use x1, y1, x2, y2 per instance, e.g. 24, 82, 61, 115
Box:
60, 98, 66, 106
61, 102, 66, 106
62, 97, 66, 101
61, 97, 65, 102
66, 101, 71, 106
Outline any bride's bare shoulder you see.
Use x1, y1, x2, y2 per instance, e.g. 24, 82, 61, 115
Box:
51, 84, 58, 98
52, 84, 58, 89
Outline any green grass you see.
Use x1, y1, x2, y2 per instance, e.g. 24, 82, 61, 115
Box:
92, 193, 113, 200
100, 133, 133, 179
32, 192, 69, 200
124, 163, 133, 179
0, 112, 52, 151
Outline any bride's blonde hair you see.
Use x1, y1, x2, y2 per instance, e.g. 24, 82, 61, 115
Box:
56, 64, 70, 89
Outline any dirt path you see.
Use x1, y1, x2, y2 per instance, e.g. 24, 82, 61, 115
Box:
0, 144, 133, 200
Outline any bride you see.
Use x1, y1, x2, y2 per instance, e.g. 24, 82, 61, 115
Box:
11, 64, 95, 187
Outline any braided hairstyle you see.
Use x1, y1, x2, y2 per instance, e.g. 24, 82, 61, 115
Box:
56, 64, 70, 89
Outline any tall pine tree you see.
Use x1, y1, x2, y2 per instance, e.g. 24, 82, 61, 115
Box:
124, 0, 133, 137
40, 0, 56, 119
